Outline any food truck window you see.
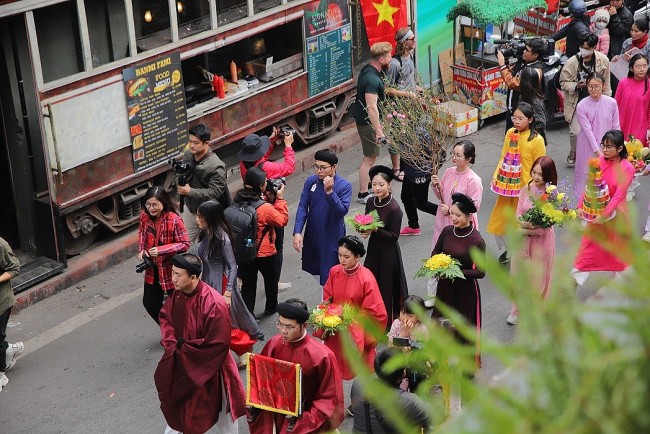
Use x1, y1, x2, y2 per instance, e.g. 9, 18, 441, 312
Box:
180, 19, 303, 92
84, 0, 130, 67
178, 0, 211, 39
134, 0, 172, 52
215, 0, 247, 25
34, 2, 84, 82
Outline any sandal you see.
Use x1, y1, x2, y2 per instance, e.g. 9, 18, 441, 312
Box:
566, 151, 576, 168
393, 168, 405, 182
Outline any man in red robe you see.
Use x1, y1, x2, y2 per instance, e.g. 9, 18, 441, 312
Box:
248, 298, 344, 434
154, 253, 246, 434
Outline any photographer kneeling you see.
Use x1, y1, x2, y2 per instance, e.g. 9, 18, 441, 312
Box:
137, 186, 190, 324
235, 166, 289, 317
497, 38, 547, 133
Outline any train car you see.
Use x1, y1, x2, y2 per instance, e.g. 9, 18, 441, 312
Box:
0, 0, 368, 292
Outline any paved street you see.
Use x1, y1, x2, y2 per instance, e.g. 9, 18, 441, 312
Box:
2, 116, 648, 433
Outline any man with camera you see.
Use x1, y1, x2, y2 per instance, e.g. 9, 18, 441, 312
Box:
497, 38, 547, 132
177, 124, 228, 241
238, 129, 295, 290
559, 33, 611, 167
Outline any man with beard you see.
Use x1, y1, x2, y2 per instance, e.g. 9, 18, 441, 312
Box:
248, 298, 344, 433
350, 41, 393, 204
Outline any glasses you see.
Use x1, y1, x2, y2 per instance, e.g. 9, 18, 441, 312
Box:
407, 36, 415, 41
145, 202, 162, 209
524, 47, 533, 53
313, 164, 332, 171
587, 85, 602, 90
276, 321, 299, 331
634, 64, 649, 69
511, 116, 528, 122
452, 152, 465, 159
601, 143, 617, 150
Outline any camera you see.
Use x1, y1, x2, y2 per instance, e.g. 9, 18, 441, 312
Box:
266, 177, 286, 195
169, 159, 193, 212
135, 255, 155, 273
277, 126, 294, 137
494, 36, 555, 61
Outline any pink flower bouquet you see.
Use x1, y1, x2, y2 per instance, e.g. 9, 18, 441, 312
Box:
345, 210, 384, 232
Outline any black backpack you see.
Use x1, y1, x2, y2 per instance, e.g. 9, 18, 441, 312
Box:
224, 199, 268, 265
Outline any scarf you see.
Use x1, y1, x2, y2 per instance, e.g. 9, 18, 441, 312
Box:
632, 33, 649, 50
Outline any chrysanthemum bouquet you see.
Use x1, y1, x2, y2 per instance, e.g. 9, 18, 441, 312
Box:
415, 253, 465, 281
345, 210, 384, 232
309, 302, 355, 338
520, 183, 577, 228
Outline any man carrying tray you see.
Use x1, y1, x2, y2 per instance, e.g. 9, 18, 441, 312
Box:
247, 298, 344, 433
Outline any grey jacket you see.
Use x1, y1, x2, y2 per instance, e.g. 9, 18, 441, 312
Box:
182, 150, 227, 214
559, 51, 611, 123
0, 237, 20, 315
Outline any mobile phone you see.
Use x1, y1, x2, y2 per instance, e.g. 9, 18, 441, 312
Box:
393, 337, 410, 347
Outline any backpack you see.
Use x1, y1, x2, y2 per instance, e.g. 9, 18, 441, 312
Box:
224, 199, 268, 265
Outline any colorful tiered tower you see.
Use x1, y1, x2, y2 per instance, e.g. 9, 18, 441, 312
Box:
490, 131, 522, 197
581, 158, 610, 222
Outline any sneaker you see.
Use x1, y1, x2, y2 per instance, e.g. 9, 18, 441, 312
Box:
506, 314, 518, 325
400, 226, 421, 236
424, 298, 435, 308
498, 251, 510, 264
357, 192, 373, 204
5, 342, 24, 371
0, 372, 7, 392
643, 232, 650, 243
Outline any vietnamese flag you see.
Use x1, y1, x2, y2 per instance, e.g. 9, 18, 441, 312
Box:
360, 0, 408, 50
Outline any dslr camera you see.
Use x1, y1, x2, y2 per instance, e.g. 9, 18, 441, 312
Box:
135, 255, 155, 273
494, 36, 555, 61
169, 159, 193, 212
277, 126, 294, 137
266, 177, 286, 195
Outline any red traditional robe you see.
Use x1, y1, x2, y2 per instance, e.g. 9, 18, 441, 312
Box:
154, 281, 246, 434
248, 333, 344, 434
321, 264, 388, 380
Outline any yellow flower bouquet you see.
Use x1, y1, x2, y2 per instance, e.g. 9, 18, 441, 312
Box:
415, 253, 465, 281
520, 183, 577, 228
309, 302, 354, 338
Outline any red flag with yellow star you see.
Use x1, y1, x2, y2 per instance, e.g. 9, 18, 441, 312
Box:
360, 0, 407, 49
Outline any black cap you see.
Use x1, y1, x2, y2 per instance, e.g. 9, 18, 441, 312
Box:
238, 134, 271, 162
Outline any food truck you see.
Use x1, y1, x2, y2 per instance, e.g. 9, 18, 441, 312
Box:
0, 0, 362, 291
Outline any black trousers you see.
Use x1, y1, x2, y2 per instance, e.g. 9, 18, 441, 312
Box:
274, 226, 284, 280
239, 255, 278, 315
400, 175, 438, 229
143, 269, 164, 325
0, 306, 11, 372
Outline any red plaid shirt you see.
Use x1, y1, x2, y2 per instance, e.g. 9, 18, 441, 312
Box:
138, 211, 190, 292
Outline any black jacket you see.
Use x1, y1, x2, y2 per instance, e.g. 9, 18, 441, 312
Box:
608, 5, 634, 58
550, 16, 591, 58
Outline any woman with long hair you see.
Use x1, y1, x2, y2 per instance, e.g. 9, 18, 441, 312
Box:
507, 156, 558, 325
572, 130, 635, 286
615, 54, 650, 147
137, 186, 189, 324
487, 102, 546, 263
574, 72, 620, 201
196, 200, 264, 363
519, 67, 547, 144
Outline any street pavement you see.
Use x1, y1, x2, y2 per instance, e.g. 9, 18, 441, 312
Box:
2, 116, 648, 433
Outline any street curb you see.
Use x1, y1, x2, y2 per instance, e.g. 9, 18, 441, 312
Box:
14, 126, 360, 313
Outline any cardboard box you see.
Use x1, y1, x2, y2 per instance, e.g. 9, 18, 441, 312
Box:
439, 101, 478, 138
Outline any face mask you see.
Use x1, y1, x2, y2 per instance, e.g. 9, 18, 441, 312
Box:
579, 47, 594, 57
595, 22, 607, 30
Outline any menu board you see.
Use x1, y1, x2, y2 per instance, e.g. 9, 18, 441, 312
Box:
122, 52, 188, 172
304, 0, 352, 97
